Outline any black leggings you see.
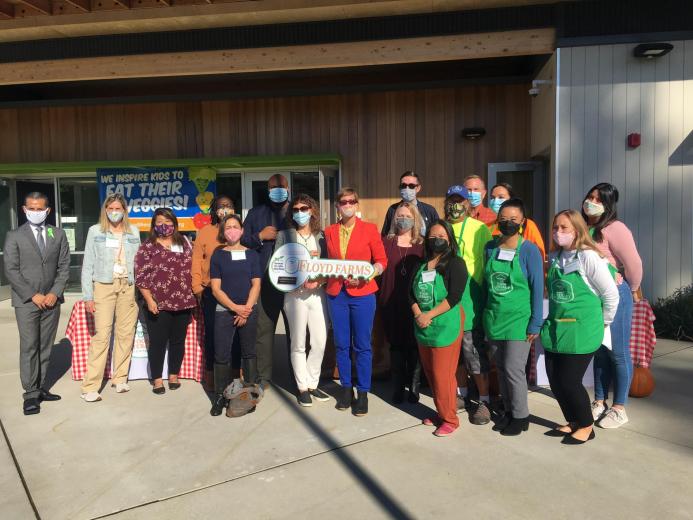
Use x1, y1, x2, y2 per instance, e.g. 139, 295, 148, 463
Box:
544, 350, 595, 428
145, 309, 192, 380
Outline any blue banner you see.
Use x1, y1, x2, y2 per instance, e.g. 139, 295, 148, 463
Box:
97, 166, 217, 230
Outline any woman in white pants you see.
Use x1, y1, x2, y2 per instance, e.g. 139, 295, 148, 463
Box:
276, 194, 331, 407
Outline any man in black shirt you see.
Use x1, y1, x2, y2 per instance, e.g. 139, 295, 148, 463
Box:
381, 171, 439, 237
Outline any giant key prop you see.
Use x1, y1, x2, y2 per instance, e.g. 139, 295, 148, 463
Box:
268, 243, 376, 292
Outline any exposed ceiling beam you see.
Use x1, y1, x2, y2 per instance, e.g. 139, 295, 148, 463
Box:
63, 0, 90, 12
0, 0, 565, 44
0, 28, 555, 86
14, 0, 52, 15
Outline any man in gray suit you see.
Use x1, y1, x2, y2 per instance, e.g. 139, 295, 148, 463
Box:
3, 192, 70, 415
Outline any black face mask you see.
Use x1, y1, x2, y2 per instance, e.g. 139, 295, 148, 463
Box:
498, 220, 521, 237
428, 237, 449, 254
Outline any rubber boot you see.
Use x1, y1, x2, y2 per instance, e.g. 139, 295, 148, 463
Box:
390, 350, 406, 404
210, 363, 231, 416
407, 355, 422, 404
242, 358, 259, 387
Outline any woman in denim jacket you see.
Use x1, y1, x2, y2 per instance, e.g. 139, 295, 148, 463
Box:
80, 194, 141, 402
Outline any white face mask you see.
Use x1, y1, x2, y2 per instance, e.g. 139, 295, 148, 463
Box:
340, 207, 356, 219
25, 209, 48, 225
107, 211, 124, 223
583, 200, 605, 217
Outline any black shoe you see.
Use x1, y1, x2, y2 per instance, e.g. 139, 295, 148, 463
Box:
38, 389, 61, 402
210, 393, 227, 416
298, 391, 313, 407
309, 388, 330, 402
353, 391, 368, 417
336, 386, 354, 411
493, 413, 512, 432
152, 386, 166, 395
168, 381, 181, 390
561, 429, 596, 445
544, 428, 571, 437
501, 417, 530, 436
23, 398, 40, 415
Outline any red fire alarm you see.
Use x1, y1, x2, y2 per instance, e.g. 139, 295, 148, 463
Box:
628, 133, 641, 148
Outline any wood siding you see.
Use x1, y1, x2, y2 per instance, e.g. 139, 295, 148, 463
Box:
555, 42, 693, 299
0, 83, 531, 228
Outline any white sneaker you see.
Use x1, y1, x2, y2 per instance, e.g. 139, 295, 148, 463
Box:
599, 407, 629, 429
113, 383, 130, 393
81, 392, 102, 402
591, 400, 607, 421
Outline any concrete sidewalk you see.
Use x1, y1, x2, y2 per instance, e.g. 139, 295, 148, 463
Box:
1, 296, 692, 520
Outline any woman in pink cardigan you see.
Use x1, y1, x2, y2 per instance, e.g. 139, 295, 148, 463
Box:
581, 183, 643, 429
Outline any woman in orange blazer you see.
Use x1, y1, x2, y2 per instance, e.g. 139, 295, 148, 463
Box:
324, 187, 387, 417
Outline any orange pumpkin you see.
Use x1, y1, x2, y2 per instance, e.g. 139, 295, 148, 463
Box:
629, 366, 655, 398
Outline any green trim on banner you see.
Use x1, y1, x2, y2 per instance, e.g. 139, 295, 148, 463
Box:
0, 154, 341, 174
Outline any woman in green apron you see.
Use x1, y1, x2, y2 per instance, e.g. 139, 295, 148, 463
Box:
483, 199, 544, 436
541, 210, 619, 445
410, 220, 468, 437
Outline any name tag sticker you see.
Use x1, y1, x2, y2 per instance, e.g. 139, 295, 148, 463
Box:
563, 259, 580, 274
170, 244, 183, 254
421, 270, 436, 283
497, 249, 516, 261
106, 238, 120, 249
231, 250, 246, 261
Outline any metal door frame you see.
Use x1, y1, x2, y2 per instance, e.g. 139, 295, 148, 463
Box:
487, 161, 547, 233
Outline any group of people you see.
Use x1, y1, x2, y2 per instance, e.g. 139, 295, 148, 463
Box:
4, 171, 643, 445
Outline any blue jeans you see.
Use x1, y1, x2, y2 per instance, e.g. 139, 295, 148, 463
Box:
327, 289, 376, 392
594, 279, 634, 405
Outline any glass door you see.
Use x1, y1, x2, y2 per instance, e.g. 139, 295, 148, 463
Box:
57, 178, 100, 292
241, 171, 291, 221
487, 161, 547, 238
319, 167, 339, 228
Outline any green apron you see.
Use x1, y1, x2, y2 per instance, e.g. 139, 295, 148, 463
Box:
482, 237, 530, 341
540, 250, 604, 354
455, 217, 485, 332
412, 263, 462, 347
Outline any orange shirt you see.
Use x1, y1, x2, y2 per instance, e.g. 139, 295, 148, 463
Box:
191, 223, 224, 294
488, 217, 546, 261
471, 205, 497, 225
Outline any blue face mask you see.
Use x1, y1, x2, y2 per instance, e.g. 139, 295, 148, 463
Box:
468, 191, 482, 208
489, 197, 506, 214
400, 187, 417, 202
269, 187, 288, 203
293, 211, 311, 227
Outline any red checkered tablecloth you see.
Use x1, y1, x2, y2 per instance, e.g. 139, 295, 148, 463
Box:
630, 298, 656, 368
66, 300, 205, 381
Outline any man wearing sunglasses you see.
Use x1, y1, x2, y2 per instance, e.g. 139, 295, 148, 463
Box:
241, 173, 291, 389
381, 171, 439, 237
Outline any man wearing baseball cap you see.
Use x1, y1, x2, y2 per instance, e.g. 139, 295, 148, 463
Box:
444, 185, 493, 426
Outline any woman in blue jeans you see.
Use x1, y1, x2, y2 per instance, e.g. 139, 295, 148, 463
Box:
582, 183, 643, 429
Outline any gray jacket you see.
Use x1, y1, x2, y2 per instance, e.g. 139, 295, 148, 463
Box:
81, 224, 141, 301
3, 223, 71, 308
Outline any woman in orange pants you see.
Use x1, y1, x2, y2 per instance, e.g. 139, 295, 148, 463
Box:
410, 219, 468, 436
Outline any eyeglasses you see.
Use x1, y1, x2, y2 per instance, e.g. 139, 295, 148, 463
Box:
400, 183, 419, 190
338, 199, 358, 206
293, 206, 311, 213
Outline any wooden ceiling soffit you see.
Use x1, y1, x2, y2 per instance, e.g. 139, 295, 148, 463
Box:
0, 28, 555, 86
0, 1, 563, 43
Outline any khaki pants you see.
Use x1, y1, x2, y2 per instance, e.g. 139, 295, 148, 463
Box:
81, 280, 138, 393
